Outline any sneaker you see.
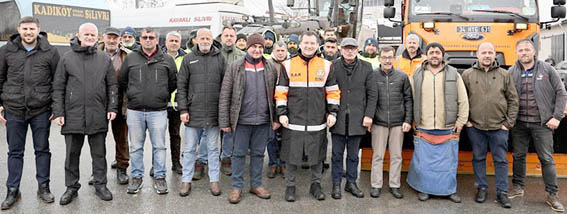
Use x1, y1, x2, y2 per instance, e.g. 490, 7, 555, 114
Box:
117, 168, 129, 185
153, 178, 168, 194
172, 162, 183, 175
546, 193, 565, 212
508, 185, 524, 199
127, 177, 143, 194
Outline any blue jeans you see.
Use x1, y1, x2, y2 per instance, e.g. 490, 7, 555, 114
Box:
331, 134, 362, 184
467, 127, 509, 193
267, 129, 285, 167
231, 124, 270, 190
220, 132, 234, 160
127, 110, 168, 179
196, 130, 208, 164
5, 111, 51, 189
182, 126, 220, 183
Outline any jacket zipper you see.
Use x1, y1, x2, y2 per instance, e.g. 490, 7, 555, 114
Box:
306, 59, 309, 132
433, 72, 436, 128
386, 73, 391, 127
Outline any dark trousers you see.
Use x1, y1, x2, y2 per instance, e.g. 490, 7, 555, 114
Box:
5, 111, 51, 189
467, 127, 509, 193
267, 129, 285, 166
111, 106, 129, 169
64, 133, 107, 189
511, 121, 558, 194
167, 108, 181, 165
331, 134, 362, 184
231, 124, 270, 190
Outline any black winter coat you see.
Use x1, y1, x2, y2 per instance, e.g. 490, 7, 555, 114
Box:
52, 37, 118, 135
0, 34, 60, 119
120, 45, 177, 111
177, 43, 226, 127
330, 58, 377, 136
373, 67, 413, 127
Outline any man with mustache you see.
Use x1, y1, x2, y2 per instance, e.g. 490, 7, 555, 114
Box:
120, 26, 140, 51
53, 23, 118, 205
394, 34, 424, 76
177, 28, 226, 197
407, 42, 469, 203
462, 42, 518, 208
508, 39, 567, 212
321, 38, 339, 61
0, 16, 60, 210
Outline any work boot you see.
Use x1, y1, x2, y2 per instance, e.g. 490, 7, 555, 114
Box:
127, 177, 143, 194
331, 183, 341, 199
153, 178, 168, 194
285, 186, 296, 202
1, 188, 20, 210
59, 188, 78, 205
117, 168, 129, 185
88, 175, 94, 185
267, 166, 277, 179
370, 187, 381, 198
228, 189, 242, 204
475, 188, 487, 203
193, 162, 205, 181
508, 184, 524, 199
345, 182, 364, 198
249, 187, 271, 199
221, 158, 232, 176
111, 160, 117, 169
449, 194, 462, 203
210, 182, 221, 196
95, 186, 113, 201
309, 183, 325, 201
546, 193, 565, 212
179, 182, 191, 197
418, 192, 429, 201
172, 162, 183, 175
496, 192, 512, 209
390, 188, 403, 199
37, 183, 55, 203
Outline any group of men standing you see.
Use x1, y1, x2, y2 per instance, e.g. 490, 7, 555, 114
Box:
1, 16, 566, 213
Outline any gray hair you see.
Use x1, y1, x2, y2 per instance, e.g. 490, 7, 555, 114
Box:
477, 42, 495, 51
274, 41, 287, 49
79, 23, 98, 34
197, 28, 212, 38
406, 34, 420, 44
166, 31, 182, 40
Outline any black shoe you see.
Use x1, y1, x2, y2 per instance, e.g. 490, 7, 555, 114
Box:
323, 162, 330, 169
95, 186, 113, 201
1, 188, 20, 210
370, 187, 381, 198
111, 160, 117, 169
418, 192, 429, 201
173, 162, 183, 175
285, 186, 296, 202
117, 168, 129, 185
475, 188, 487, 203
127, 177, 143, 194
149, 167, 154, 178
390, 188, 403, 199
331, 183, 342, 199
59, 188, 78, 205
301, 162, 309, 169
37, 183, 55, 203
309, 183, 325, 201
496, 192, 512, 209
88, 175, 94, 185
449, 194, 462, 203
345, 182, 364, 198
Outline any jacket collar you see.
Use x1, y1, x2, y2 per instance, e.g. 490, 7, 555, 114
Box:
472, 60, 500, 72
6, 33, 51, 52
70, 37, 97, 55
402, 48, 422, 60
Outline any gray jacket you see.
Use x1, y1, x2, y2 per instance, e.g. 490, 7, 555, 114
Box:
509, 59, 567, 124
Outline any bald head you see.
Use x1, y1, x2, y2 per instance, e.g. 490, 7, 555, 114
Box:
77, 23, 98, 47
196, 28, 213, 53
477, 42, 496, 69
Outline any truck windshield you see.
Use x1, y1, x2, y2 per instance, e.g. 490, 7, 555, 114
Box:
409, 0, 538, 22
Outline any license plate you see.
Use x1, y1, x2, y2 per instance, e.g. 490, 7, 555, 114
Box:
456, 26, 491, 33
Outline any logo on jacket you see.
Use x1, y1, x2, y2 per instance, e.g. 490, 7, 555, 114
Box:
315, 69, 325, 80
291, 73, 301, 77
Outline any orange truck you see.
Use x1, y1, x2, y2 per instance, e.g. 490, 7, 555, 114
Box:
361, 0, 567, 176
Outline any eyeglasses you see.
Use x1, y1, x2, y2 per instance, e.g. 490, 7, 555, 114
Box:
141, 36, 156, 40
380, 56, 395, 60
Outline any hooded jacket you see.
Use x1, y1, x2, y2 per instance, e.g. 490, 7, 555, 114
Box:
52, 37, 118, 135
0, 34, 60, 119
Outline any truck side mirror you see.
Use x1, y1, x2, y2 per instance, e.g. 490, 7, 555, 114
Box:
287, 0, 294, 7
554, 0, 566, 6
384, 0, 394, 7
552, 6, 566, 19
384, 7, 396, 18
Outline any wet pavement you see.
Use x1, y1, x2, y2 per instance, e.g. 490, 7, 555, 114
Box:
0, 123, 565, 214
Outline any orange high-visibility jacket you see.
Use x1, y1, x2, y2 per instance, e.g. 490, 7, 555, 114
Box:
393, 50, 425, 77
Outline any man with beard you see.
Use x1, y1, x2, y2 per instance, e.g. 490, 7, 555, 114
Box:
406, 42, 469, 203
394, 34, 425, 76
120, 26, 140, 51
177, 28, 226, 197
96, 27, 131, 185
263, 30, 276, 58
53, 23, 118, 205
275, 31, 341, 202
462, 42, 518, 208
120, 28, 177, 195
287, 34, 299, 56
358, 38, 380, 71
321, 38, 339, 61
267, 41, 288, 179
0, 16, 60, 210
508, 39, 567, 212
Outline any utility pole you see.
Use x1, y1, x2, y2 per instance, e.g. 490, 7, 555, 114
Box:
268, 0, 275, 24
352, 0, 359, 38
315, 0, 320, 16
